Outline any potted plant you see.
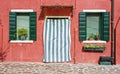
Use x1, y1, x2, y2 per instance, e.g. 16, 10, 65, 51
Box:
95, 32, 99, 40
17, 28, 28, 40
88, 33, 95, 40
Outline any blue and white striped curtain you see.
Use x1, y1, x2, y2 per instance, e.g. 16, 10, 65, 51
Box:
43, 18, 71, 62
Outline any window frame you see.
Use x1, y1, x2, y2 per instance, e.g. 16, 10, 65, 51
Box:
79, 9, 110, 42
10, 9, 35, 43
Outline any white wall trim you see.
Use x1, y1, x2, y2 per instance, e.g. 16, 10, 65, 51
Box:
11, 9, 34, 12
83, 9, 106, 12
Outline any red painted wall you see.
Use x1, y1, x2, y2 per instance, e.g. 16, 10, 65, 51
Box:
114, 0, 120, 64
0, 0, 120, 64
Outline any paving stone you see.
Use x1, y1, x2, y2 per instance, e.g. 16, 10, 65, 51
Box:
0, 63, 120, 74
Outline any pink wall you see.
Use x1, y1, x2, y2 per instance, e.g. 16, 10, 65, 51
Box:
0, 0, 120, 64
114, 0, 120, 64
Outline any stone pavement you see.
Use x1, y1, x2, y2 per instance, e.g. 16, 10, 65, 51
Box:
0, 62, 120, 74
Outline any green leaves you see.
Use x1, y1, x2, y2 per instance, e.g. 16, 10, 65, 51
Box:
84, 44, 106, 49
17, 28, 28, 36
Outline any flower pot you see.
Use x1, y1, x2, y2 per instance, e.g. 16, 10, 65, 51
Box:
84, 47, 105, 51
95, 38, 99, 40
88, 38, 94, 40
19, 35, 27, 40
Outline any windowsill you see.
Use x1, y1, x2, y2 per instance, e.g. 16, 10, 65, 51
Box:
10, 40, 34, 43
83, 40, 106, 44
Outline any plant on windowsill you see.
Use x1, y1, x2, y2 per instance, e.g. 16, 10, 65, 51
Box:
88, 33, 95, 40
83, 44, 106, 51
17, 28, 28, 40
95, 32, 99, 40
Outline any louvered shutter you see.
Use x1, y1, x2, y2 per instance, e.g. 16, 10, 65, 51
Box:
30, 12, 36, 40
79, 12, 86, 41
102, 12, 110, 41
9, 12, 16, 40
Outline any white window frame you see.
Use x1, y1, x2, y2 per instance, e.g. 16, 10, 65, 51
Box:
10, 9, 34, 43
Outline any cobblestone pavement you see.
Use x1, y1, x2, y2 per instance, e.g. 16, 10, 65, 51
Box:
0, 62, 120, 74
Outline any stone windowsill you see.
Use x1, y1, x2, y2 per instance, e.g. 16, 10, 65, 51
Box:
83, 40, 106, 44
10, 40, 34, 43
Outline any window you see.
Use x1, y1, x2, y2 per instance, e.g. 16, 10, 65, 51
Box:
86, 13, 102, 40
17, 14, 30, 40
9, 12, 36, 41
79, 12, 110, 41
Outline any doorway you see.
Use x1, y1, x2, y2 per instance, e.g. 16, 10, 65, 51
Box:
43, 16, 71, 62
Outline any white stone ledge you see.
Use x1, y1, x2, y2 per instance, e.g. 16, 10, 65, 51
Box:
83, 40, 106, 44
83, 9, 106, 12
11, 9, 33, 12
10, 40, 34, 43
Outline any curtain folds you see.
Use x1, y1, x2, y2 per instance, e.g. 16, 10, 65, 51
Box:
43, 18, 71, 62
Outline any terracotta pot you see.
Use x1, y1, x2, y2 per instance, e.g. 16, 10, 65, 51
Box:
88, 38, 94, 40
95, 38, 99, 40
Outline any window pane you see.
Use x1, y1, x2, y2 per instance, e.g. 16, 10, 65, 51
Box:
17, 15, 30, 40
86, 14, 100, 40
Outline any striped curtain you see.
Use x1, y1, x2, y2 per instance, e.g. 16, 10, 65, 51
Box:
43, 18, 71, 62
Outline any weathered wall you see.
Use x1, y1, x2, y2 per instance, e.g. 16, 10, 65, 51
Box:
0, 0, 120, 64
115, 0, 120, 64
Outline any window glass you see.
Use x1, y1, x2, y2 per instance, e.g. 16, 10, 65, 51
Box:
86, 14, 101, 40
17, 15, 30, 40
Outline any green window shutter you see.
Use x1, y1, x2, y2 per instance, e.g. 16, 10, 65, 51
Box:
79, 12, 86, 41
102, 12, 110, 41
9, 12, 16, 40
30, 12, 36, 40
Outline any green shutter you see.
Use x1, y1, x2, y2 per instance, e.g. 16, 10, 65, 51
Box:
79, 12, 86, 41
102, 12, 110, 41
30, 12, 36, 40
9, 12, 16, 40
